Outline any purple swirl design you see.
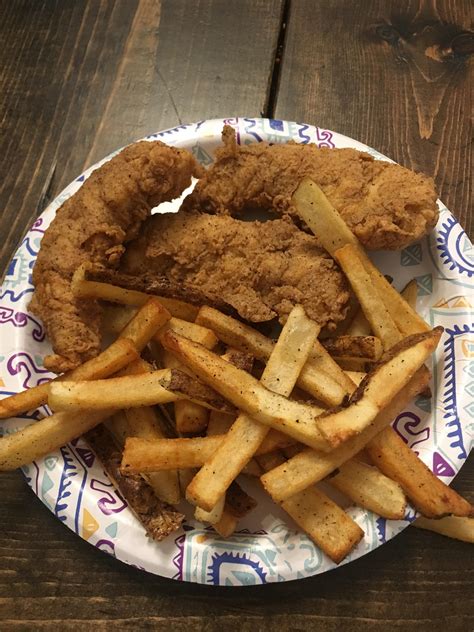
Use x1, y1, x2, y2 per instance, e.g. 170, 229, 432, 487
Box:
393, 411, 430, 454
95, 539, 116, 556
90, 478, 128, 515
315, 128, 335, 148
7, 352, 52, 389
0, 306, 45, 341
30, 218, 46, 234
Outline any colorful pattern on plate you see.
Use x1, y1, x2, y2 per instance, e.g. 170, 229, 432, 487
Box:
0, 118, 472, 585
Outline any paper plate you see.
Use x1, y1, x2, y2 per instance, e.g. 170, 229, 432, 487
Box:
1, 117, 472, 586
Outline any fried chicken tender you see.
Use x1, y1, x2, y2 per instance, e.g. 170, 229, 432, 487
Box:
30, 141, 202, 373
121, 212, 350, 329
183, 126, 438, 250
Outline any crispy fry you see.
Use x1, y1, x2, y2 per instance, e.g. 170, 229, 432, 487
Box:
194, 495, 225, 524
335, 357, 373, 372
0, 338, 139, 420
401, 279, 418, 311
162, 319, 218, 350
366, 428, 473, 518
322, 336, 383, 361
329, 460, 407, 519
214, 510, 239, 537
118, 297, 171, 351
161, 329, 329, 450
206, 410, 234, 435
261, 368, 430, 501
72, 266, 199, 320
196, 306, 351, 406
281, 487, 364, 564
317, 329, 442, 448
413, 515, 474, 543
292, 178, 429, 336
214, 483, 258, 537
49, 368, 236, 414
335, 244, 401, 350
0, 409, 113, 470
257, 450, 363, 562
122, 428, 299, 473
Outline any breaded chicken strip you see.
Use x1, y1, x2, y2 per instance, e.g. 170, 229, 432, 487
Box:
183, 126, 438, 250
121, 212, 350, 329
30, 141, 202, 373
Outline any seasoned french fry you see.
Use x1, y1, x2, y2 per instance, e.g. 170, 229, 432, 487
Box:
178, 468, 198, 495
346, 307, 371, 336
162, 319, 218, 350
413, 515, 474, 543
0, 408, 113, 470
366, 428, 473, 518
329, 460, 407, 519
322, 336, 383, 361
122, 432, 298, 473
196, 306, 353, 406
72, 266, 199, 321
257, 451, 363, 562
195, 495, 225, 524
281, 487, 364, 564
0, 338, 139, 419
161, 330, 329, 451
335, 357, 373, 372
186, 306, 320, 510
206, 410, 234, 435
214, 510, 239, 537
292, 178, 430, 336
49, 368, 236, 414
214, 483, 258, 537
401, 279, 418, 311
261, 368, 430, 501
317, 329, 442, 448
118, 297, 171, 352
335, 244, 401, 350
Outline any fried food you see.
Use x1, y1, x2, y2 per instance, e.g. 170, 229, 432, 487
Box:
183, 125, 438, 251
120, 211, 350, 329
30, 141, 201, 373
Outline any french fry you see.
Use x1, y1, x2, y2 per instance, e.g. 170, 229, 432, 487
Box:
0, 338, 139, 419
316, 329, 442, 448
413, 515, 474, 543
281, 487, 364, 564
123, 406, 181, 505
329, 460, 407, 519
366, 428, 473, 518
161, 330, 330, 451
261, 368, 430, 501
196, 306, 352, 406
122, 432, 298, 473
346, 307, 371, 336
49, 368, 236, 414
162, 319, 218, 350
257, 451, 364, 562
322, 336, 383, 361
178, 468, 198, 495
334, 244, 401, 350
292, 178, 430, 336
0, 408, 113, 470
214, 483, 258, 537
335, 357, 373, 373
214, 510, 239, 537
195, 494, 225, 524
72, 265, 199, 321
401, 279, 418, 311
186, 306, 320, 510
206, 410, 234, 435
118, 297, 171, 351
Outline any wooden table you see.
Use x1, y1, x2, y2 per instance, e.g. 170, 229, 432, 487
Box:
0, 2, 472, 629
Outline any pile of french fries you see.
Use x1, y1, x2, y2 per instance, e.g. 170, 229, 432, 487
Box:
0, 179, 472, 562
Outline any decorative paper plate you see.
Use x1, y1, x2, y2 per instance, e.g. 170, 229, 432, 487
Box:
1, 118, 473, 586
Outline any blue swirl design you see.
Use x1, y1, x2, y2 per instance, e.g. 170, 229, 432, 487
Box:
54, 444, 88, 534
442, 324, 473, 460
297, 123, 311, 144
436, 216, 474, 278
208, 552, 267, 586
243, 118, 263, 142
375, 517, 386, 543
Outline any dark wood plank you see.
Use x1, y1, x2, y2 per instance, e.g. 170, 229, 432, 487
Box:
0, 0, 283, 277
275, 0, 473, 237
1, 460, 472, 630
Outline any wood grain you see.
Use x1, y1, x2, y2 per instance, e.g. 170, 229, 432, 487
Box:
0, 0, 283, 278
0, 0, 473, 629
276, 0, 473, 236
0, 462, 472, 630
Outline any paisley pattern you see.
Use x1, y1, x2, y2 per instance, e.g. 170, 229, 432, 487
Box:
0, 118, 472, 585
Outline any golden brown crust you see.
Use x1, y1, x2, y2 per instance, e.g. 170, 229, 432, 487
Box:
183, 126, 439, 251
31, 141, 201, 372
121, 212, 351, 329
